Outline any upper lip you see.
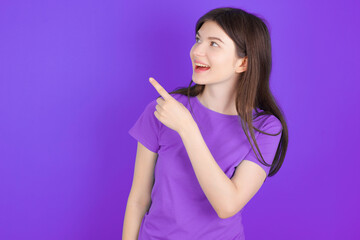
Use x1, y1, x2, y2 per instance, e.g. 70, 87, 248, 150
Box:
194, 60, 210, 66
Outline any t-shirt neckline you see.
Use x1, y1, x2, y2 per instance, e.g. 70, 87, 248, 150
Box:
193, 95, 239, 119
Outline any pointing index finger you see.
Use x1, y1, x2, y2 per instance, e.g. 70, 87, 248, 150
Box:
149, 77, 172, 101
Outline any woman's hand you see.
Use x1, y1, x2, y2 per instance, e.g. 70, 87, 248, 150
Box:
149, 77, 196, 134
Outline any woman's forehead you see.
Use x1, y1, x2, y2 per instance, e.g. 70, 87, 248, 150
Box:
198, 21, 231, 43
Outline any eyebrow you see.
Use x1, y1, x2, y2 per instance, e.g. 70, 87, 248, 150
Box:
196, 32, 224, 44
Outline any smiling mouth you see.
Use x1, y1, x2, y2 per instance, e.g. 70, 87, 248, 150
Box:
194, 65, 211, 73
195, 65, 210, 70
195, 63, 211, 70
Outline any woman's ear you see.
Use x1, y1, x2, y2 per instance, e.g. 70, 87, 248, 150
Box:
235, 57, 247, 73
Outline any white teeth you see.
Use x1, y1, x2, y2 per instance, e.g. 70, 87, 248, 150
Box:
195, 63, 210, 67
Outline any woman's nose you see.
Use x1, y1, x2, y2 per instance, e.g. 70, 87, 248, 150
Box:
192, 43, 206, 56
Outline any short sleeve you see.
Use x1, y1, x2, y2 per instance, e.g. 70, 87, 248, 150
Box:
128, 99, 162, 153
242, 115, 283, 177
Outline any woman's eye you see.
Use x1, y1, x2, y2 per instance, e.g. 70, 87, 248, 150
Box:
195, 37, 219, 47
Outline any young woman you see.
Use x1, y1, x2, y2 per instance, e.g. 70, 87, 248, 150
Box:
123, 7, 288, 240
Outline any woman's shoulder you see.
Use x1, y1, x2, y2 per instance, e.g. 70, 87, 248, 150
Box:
253, 112, 282, 133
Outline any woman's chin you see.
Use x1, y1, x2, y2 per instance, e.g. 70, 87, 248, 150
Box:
192, 77, 207, 85
192, 75, 203, 83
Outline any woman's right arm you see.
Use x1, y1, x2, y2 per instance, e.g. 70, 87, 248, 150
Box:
122, 142, 158, 240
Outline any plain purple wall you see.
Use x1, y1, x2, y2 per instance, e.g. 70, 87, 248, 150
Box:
1, 0, 359, 239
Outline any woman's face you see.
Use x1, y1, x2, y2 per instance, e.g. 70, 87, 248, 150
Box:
190, 20, 246, 85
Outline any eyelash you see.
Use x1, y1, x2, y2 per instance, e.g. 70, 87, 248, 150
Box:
195, 37, 219, 47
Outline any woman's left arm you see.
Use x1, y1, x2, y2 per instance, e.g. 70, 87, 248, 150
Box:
179, 124, 267, 219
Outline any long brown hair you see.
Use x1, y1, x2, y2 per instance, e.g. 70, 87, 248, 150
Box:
157, 7, 288, 177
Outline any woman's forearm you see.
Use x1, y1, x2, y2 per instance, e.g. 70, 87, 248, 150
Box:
122, 200, 149, 240
178, 123, 238, 219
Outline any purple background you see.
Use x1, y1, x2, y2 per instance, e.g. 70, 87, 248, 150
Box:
1, 0, 359, 239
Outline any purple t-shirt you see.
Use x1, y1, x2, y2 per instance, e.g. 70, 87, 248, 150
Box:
128, 93, 282, 240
